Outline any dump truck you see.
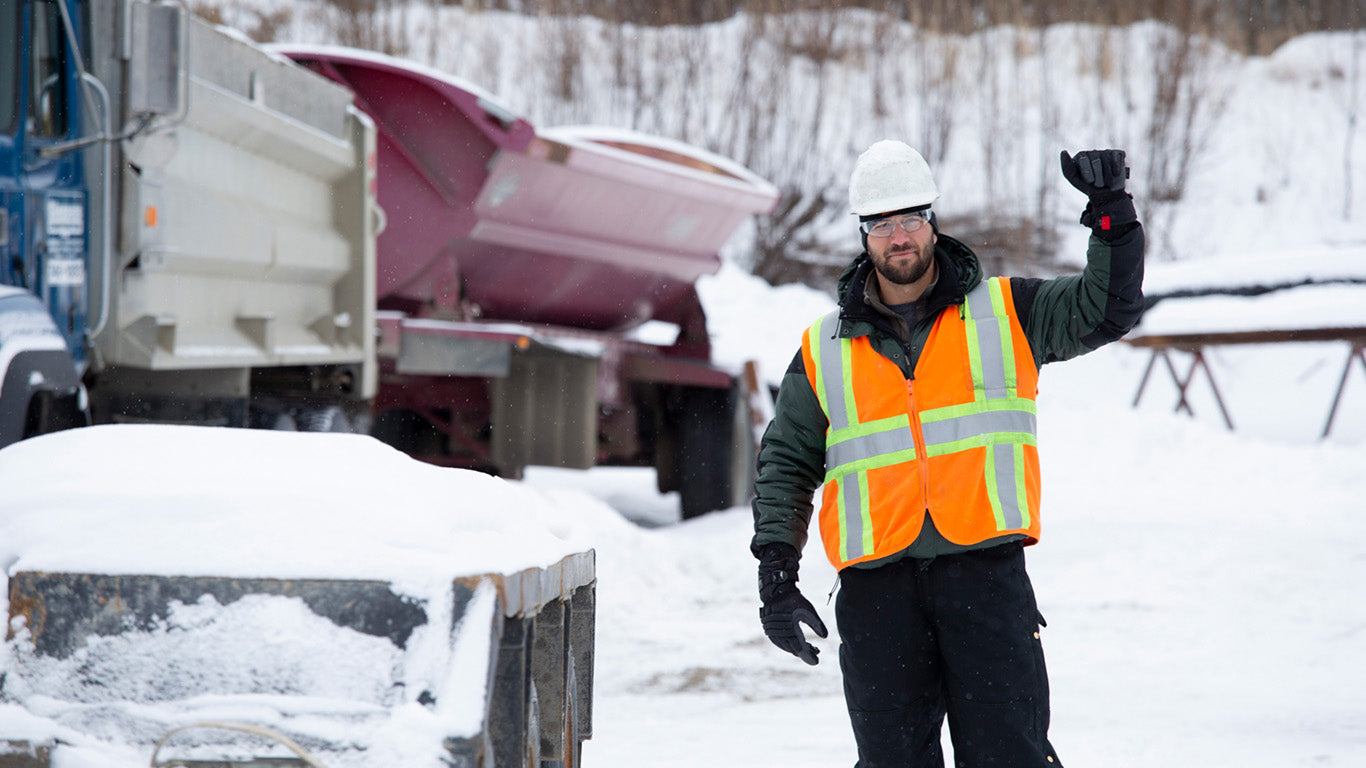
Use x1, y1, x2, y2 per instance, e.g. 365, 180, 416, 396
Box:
0, 0, 379, 442
2, 0, 779, 520
1, 3, 590, 766
278, 46, 780, 518
0, 423, 596, 768
3, 1, 775, 765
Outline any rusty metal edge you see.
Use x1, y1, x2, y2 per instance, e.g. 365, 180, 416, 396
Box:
471, 550, 597, 619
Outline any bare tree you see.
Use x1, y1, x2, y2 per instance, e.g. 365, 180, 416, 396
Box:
1138, 17, 1230, 260
215, 0, 1357, 279
1345, 31, 1363, 220
911, 25, 959, 169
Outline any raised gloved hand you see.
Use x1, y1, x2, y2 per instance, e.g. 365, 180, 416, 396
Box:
1060, 149, 1137, 236
757, 543, 828, 665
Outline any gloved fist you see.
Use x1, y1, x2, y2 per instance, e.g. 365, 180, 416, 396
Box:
1060, 149, 1128, 195
757, 542, 828, 665
1060, 149, 1137, 235
761, 590, 829, 666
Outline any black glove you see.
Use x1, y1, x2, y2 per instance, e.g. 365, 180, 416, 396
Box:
757, 543, 829, 665
1060, 149, 1137, 236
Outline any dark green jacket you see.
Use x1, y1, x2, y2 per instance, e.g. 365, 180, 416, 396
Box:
751, 223, 1145, 562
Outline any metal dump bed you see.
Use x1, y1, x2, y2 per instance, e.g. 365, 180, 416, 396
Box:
276, 45, 777, 332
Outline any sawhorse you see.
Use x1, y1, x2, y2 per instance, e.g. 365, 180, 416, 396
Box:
1323, 340, 1366, 438
1131, 344, 1234, 429
1126, 328, 1366, 439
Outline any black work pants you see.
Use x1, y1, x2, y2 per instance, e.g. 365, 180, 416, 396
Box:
835, 542, 1061, 768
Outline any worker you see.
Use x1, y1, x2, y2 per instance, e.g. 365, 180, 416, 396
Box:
751, 141, 1145, 767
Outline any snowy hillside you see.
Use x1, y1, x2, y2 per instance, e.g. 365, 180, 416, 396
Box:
200, 2, 1366, 267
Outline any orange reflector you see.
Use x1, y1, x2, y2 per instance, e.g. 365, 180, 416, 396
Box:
516, 336, 531, 350
144, 206, 158, 228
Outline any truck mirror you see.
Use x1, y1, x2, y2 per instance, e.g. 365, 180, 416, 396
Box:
128, 1, 185, 117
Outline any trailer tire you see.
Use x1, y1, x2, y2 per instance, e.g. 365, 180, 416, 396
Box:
678, 385, 754, 519
295, 406, 352, 433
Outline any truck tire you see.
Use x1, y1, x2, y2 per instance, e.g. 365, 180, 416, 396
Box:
678, 385, 754, 519
1, 350, 87, 450
294, 405, 352, 433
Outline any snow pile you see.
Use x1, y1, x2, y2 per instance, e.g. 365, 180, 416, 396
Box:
1131, 247, 1366, 335
697, 261, 837, 387
0, 425, 590, 767
0, 424, 583, 588
1142, 247, 1366, 298
1135, 283, 1366, 335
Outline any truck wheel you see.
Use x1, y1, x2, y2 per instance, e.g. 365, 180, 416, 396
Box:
294, 406, 352, 433
678, 385, 753, 519
21, 386, 88, 439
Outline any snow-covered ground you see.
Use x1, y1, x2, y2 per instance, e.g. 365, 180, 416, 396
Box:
1, 257, 1363, 766
530, 261, 1366, 768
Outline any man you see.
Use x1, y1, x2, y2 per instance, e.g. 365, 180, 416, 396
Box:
751, 140, 1144, 767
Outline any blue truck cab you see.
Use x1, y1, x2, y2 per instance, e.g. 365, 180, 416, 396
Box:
1, 0, 379, 448
0, 0, 90, 447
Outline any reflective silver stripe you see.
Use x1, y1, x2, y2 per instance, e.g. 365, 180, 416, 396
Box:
812, 310, 851, 432
990, 443, 1026, 529
807, 310, 879, 562
964, 281, 1011, 396
839, 471, 866, 561
921, 408, 1037, 447
827, 424, 915, 474
961, 279, 1033, 532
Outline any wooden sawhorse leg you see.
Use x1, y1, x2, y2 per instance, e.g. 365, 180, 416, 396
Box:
1132, 346, 1234, 430
1322, 341, 1366, 439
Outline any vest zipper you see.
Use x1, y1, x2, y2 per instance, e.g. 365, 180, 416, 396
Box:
906, 377, 932, 517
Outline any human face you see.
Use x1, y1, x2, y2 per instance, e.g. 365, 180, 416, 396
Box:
866, 212, 936, 288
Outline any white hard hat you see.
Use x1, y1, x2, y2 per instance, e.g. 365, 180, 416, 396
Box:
848, 140, 940, 216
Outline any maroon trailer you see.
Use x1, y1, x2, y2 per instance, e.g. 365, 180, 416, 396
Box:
276, 46, 779, 517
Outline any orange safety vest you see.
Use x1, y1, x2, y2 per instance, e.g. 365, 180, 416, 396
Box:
801, 277, 1042, 571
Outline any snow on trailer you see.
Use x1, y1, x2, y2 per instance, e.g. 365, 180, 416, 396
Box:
0, 425, 594, 768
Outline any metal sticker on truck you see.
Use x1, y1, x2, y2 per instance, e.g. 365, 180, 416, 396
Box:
44, 258, 85, 286
45, 197, 84, 238
43, 198, 86, 286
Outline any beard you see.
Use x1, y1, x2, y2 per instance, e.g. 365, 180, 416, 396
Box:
871, 243, 933, 286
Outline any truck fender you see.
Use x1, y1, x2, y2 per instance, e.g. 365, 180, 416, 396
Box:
0, 292, 89, 449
